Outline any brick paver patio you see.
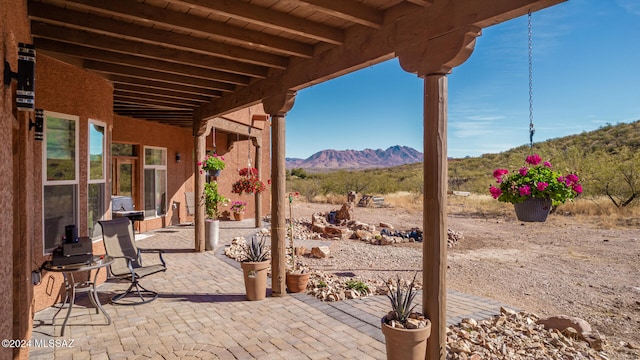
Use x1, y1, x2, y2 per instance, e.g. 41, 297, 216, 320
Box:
30, 220, 516, 359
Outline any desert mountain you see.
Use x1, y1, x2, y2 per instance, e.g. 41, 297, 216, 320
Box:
286, 145, 423, 170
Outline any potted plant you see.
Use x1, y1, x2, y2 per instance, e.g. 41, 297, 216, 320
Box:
284, 191, 309, 293
198, 153, 226, 177
380, 273, 431, 360
490, 154, 583, 222
230, 200, 247, 221
231, 167, 266, 195
202, 181, 229, 251
240, 235, 270, 301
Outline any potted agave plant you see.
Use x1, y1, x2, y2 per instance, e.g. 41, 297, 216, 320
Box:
240, 235, 270, 301
284, 191, 309, 293
380, 273, 431, 360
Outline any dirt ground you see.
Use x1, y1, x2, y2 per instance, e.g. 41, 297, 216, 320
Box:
292, 201, 640, 359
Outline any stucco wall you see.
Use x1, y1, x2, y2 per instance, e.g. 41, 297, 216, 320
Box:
112, 115, 195, 231
32, 55, 114, 312
210, 104, 272, 219
2, 0, 33, 358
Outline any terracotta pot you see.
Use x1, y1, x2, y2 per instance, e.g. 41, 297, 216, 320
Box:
233, 212, 244, 221
285, 272, 310, 293
240, 261, 269, 301
380, 317, 431, 360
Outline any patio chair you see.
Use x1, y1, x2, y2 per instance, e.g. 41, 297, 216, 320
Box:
98, 217, 166, 305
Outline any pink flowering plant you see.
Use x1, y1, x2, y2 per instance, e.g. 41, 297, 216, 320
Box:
230, 200, 247, 214
198, 154, 226, 173
489, 154, 583, 206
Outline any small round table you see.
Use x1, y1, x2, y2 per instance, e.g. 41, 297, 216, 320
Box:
42, 255, 114, 336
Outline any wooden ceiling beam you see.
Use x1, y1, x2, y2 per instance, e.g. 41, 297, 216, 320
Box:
405, 0, 434, 7
114, 89, 206, 107
173, 0, 344, 45
28, 2, 290, 68
108, 75, 223, 98
31, 22, 267, 78
115, 84, 212, 103
59, 0, 314, 58
113, 96, 194, 110
34, 38, 254, 88
194, 0, 566, 127
113, 107, 193, 116
296, 0, 383, 29
84, 60, 237, 92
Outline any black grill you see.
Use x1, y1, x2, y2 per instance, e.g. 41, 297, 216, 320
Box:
112, 196, 144, 231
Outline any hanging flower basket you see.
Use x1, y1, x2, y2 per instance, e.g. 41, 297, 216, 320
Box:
232, 168, 266, 195
489, 154, 583, 222
513, 197, 552, 222
198, 154, 226, 175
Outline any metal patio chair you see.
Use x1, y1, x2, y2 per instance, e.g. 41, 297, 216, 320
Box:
99, 217, 166, 305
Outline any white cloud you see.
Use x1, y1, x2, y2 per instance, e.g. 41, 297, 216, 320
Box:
617, 0, 640, 16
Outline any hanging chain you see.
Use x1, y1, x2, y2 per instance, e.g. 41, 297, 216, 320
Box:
528, 11, 535, 149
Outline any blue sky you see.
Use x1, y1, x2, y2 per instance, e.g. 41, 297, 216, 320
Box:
285, 0, 640, 159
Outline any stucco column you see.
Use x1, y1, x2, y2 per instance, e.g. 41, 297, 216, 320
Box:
263, 91, 296, 297
423, 74, 448, 360
194, 134, 206, 252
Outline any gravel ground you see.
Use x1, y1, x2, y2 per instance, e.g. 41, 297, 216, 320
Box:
288, 201, 640, 359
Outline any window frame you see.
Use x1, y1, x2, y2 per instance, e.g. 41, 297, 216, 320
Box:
42, 111, 80, 254
143, 146, 167, 218
87, 119, 107, 241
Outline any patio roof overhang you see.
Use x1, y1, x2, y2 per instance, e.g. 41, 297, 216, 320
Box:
28, 0, 564, 131
25, 1, 567, 359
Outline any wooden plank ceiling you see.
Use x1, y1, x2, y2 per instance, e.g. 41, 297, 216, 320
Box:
27, 0, 562, 129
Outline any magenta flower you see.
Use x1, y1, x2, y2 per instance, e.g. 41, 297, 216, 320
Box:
519, 185, 531, 196
493, 169, 509, 182
536, 182, 548, 191
489, 185, 502, 199
543, 161, 552, 168
573, 184, 583, 194
526, 154, 542, 165
566, 174, 580, 184
519, 167, 528, 176
557, 176, 564, 184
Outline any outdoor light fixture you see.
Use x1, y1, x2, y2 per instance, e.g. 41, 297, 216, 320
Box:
251, 114, 269, 121
31, 109, 44, 141
175, 152, 181, 163
3, 43, 36, 111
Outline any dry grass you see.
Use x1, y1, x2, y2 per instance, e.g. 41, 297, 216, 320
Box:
311, 192, 640, 228
309, 191, 640, 228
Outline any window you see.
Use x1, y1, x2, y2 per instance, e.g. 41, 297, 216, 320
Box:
88, 121, 106, 239
43, 112, 79, 253
143, 147, 166, 218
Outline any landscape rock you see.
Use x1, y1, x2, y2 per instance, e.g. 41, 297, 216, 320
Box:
335, 202, 354, 222
447, 309, 609, 360
354, 229, 374, 241
379, 222, 394, 229
537, 315, 593, 339
310, 246, 330, 258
